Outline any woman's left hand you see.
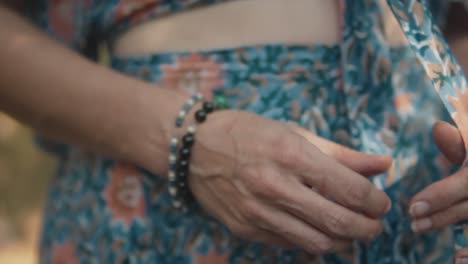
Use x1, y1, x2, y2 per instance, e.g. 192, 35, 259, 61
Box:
408, 121, 468, 261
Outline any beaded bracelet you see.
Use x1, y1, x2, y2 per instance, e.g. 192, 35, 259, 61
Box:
172, 101, 217, 210
167, 93, 204, 208
168, 94, 228, 210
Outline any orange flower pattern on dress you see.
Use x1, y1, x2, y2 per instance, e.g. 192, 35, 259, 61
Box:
51, 241, 79, 264
104, 163, 145, 226
31, 0, 467, 263
393, 92, 412, 114
160, 54, 224, 99
388, 0, 468, 251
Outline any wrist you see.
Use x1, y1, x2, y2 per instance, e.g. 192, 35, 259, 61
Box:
120, 86, 189, 175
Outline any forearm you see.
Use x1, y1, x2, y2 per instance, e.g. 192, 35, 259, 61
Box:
0, 5, 186, 175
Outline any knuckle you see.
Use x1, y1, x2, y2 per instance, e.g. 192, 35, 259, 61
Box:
278, 148, 299, 166
431, 189, 448, 206
229, 222, 252, 238
460, 171, 468, 190
323, 211, 348, 236
346, 184, 371, 208
312, 172, 326, 194
449, 206, 465, 224
428, 214, 443, 230
243, 166, 268, 194
272, 136, 302, 167
240, 200, 262, 222
335, 145, 348, 161
246, 167, 285, 199
271, 134, 291, 152
364, 221, 382, 241
311, 237, 334, 253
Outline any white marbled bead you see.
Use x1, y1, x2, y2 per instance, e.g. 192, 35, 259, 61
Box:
169, 154, 176, 162
178, 110, 186, 118
187, 125, 196, 134
168, 171, 176, 180
169, 187, 177, 196
173, 200, 182, 208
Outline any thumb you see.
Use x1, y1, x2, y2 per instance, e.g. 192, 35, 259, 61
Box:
290, 124, 392, 176
432, 121, 465, 165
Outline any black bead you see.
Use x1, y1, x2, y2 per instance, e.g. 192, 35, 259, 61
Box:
195, 109, 207, 123
177, 188, 190, 200
182, 134, 194, 147
203, 102, 215, 113
183, 190, 194, 201
177, 170, 187, 180
179, 147, 191, 159
178, 159, 189, 171
178, 181, 186, 188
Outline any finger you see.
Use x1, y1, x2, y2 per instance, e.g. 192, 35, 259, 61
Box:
410, 199, 468, 233
278, 181, 383, 241
246, 231, 296, 249
290, 124, 393, 176
285, 124, 391, 217
248, 200, 352, 254
433, 121, 465, 165
409, 167, 468, 218
318, 139, 393, 177
297, 144, 391, 218
454, 247, 468, 264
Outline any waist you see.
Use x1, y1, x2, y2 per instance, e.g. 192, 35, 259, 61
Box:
112, 0, 408, 57
113, 0, 341, 56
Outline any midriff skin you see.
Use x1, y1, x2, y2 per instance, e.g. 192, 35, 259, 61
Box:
113, 0, 408, 56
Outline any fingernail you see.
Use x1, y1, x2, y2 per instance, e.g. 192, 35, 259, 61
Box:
384, 200, 392, 213
409, 201, 430, 217
411, 218, 432, 233
456, 258, 468, 264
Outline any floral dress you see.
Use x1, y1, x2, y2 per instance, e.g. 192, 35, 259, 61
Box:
25, 0, 468, 263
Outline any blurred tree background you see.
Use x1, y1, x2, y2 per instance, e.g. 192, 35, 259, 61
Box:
0, 43, 109, 263
0, 113, 55, 263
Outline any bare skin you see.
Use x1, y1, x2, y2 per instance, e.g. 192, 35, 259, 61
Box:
113, 0, 407, 55
0, 3, 394, 254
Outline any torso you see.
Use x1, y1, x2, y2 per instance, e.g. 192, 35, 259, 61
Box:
33, 0, 458, 263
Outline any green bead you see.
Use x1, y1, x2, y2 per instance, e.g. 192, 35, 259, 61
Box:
214, 95, 228, 109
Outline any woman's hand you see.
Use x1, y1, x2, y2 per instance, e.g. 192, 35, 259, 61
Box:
409, 121, 466, 234
189, 110, 393, 254
407, 121, 468, 261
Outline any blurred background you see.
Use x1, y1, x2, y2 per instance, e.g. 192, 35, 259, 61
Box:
0, 4, 466, 264
0, 113, 55, 264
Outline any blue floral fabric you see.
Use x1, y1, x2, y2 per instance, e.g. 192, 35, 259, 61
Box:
387, 0, 468, 252
27, 0, 468, 263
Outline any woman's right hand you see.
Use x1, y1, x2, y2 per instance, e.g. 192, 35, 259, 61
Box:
189, 110, 393, 254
